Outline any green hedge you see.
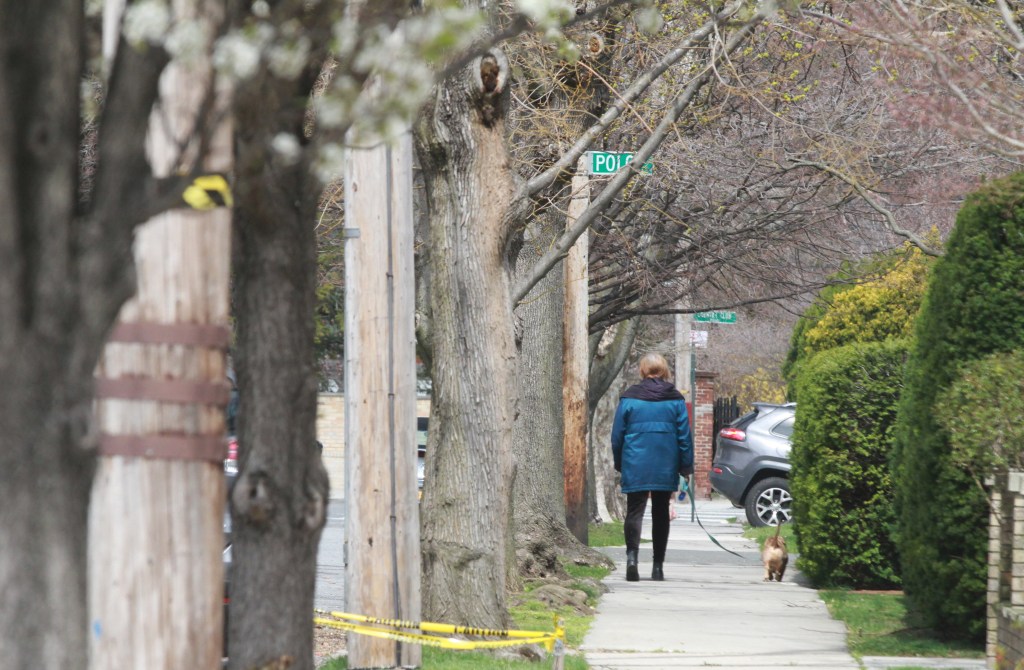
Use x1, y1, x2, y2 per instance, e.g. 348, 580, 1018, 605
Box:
790, 340, 907, 588
784, 245, 930, 400
894, 172, 1024, 642
939, 350, 1024, 475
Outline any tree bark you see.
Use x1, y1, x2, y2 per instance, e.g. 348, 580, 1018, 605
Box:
0, 5, 93, 666
512, 219, 573, 577
415, 49, 519, 628
0, 1, 170, 667
588, 321, 639, 521
229, 57, 330, 670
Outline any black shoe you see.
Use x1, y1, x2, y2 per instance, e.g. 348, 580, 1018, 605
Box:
626, 549, 639, 582
651, 562, 664, 581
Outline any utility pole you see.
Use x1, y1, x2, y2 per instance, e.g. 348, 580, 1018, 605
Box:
674, 311, 693, 399
89, 2, 231, 668
564, 158, 590, 543
343, 131, 421, 669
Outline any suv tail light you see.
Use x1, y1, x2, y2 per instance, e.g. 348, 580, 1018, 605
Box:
719, 427, 746, 441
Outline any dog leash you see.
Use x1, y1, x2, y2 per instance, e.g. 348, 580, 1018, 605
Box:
682, 475, 750, 560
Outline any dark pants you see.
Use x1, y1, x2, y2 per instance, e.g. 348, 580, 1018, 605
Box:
625, 490, 672, 563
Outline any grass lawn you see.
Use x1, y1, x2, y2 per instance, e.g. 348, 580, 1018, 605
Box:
819, 590, 984, 660
322, 559, 608, 670
587, 520, 624, 547
587, 520, 652, 547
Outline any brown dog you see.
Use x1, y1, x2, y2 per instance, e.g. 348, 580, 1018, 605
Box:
762, 523, 788, 582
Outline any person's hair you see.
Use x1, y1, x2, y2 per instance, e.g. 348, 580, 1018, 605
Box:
639, 353, 671, 380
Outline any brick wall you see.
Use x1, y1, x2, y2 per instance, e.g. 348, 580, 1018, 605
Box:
989, 471, 1024, 669
316, 394, 432, 501
692, 371, 716, 500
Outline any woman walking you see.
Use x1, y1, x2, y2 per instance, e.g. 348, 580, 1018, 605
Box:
611, 353, 694, 581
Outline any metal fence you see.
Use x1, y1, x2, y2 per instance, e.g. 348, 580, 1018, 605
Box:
712, 396, 742, 461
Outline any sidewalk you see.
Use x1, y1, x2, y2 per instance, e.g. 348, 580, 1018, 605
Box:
581, 496, 985, 670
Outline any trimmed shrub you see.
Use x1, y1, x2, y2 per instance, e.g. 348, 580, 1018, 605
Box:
893, 172, 1024, 642
784, 245, 932, 399
939, 349, 1024, 478
790, 339, 907, 588
802, 248, 930, 354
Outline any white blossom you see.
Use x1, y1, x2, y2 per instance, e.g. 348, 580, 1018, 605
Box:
314, 142, 346, 184
516, 0, 572, 28
123, 0, 171, 46
213, 32, 263, 81
271, 133, 302, 166
85, 0, 104, 18
314, 89, 354, 129
405, 7, 485, 62
268, 36, 311, 80
251, 0, 270, 18
332, 16, 359, 59
634, 6, 665, 34
352, 25, 397, 74
165, 19, 210, 62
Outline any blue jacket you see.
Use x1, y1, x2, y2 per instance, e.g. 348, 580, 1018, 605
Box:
611, 379, 694, 494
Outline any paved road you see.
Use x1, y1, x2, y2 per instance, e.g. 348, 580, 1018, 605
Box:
315, 500, 346, 613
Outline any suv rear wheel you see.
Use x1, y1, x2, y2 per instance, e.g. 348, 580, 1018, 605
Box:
745, 477, 792, 527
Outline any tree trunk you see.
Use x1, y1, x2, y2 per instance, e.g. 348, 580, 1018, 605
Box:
512, 219, 574, 576
229, 74, 329, 670
0, 5, 95, 665
0, 370, 95, 670
511, 212, 613, 573
415, 49, 518, 628
588, 321, 639, 522
0, 2, 167, 667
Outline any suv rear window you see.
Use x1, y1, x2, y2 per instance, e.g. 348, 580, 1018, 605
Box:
771, 416, 795, 438
731, 410, 759, 430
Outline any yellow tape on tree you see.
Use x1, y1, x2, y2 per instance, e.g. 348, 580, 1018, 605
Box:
182, 175, 233, 210
313, 610, 566, 654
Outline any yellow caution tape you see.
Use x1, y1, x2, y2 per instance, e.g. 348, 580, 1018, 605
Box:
182, 175, 233, 210
314, 610, 566, 653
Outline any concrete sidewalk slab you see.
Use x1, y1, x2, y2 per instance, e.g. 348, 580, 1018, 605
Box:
582, 497, 859, 669
860, 658, 984, 670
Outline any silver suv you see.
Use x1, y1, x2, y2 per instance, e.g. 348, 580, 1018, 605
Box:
709, 402, 795, 527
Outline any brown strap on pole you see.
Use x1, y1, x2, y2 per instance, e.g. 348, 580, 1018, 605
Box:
97, 320, 232, 462
95, 377, 231, 406
107, 321, 231, 348
98, 434, 227, 462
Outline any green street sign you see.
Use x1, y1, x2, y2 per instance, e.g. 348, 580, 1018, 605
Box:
693, 311, 737, 324
585, 151, 653, 176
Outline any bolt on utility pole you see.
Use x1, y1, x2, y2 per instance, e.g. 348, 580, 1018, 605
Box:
89, 2, 232, 668
564, 157, 591, 543
343, 129, 421, 669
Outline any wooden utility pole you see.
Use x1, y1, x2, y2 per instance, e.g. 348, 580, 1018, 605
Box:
564, 160, 590, 543
675, 311, 693, 398
89, 2, 231, 668
343, 131, 421, 669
